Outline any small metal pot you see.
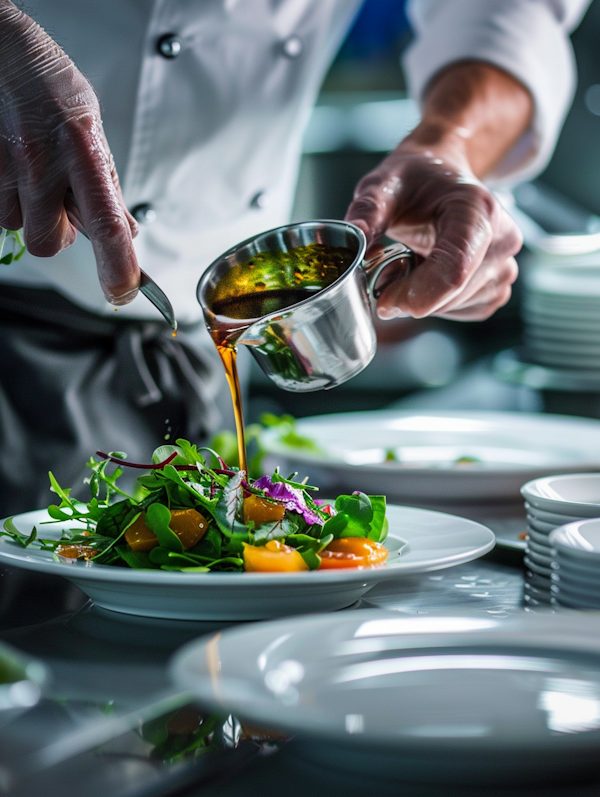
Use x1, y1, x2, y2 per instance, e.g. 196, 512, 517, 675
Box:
197, 220, 415, 392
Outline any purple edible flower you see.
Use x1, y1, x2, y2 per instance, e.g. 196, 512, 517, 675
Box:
253, 475, 323, 525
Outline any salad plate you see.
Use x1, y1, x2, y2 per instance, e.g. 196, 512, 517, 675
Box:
0, 506, 494, 620
170, 610, 600, 785
261, 410, 600, 502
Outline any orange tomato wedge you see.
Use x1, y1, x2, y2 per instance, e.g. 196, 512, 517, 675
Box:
318, 537, 388, 569
243, 495, 286, 527
125, 508, 208, 552
56, 544, 98, 561
243, 539, 309, 572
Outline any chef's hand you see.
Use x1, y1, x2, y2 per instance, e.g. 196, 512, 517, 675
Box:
0, 1, 139, 304
346, 62, 533, 321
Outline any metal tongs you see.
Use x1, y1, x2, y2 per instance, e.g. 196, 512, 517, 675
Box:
66, 192, 177, 333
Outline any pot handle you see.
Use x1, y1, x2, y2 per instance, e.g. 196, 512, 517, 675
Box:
362, 242, 417, 300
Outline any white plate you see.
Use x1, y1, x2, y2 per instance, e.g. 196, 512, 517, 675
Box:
526, 328, 600, 346
526, 515, 559, 535
526, 539, 553, 565
484, 519, 526, 551
524, 502, 583, 526
551, 586, 600, 609
553, 593, 600, 610
551, 580, 600, 603
525, 309, 600, 329
522, 474, 600, 516
528, 342, 600, 360
171, 611, 600, 786
550, 518, 600, 560
524, 555, 552, 578
555, 551, 600, 579
552, 568, 600, 592
526, 266, 600, 298
526, 527, 552, 547
523, 580, 552, 603
529, 351, 600, 370
0, 506, 494, 621
262, 411, 600, 503
524, 569, 552, 590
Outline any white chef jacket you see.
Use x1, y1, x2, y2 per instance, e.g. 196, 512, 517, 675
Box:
0, 0, 363, 323
0, 0, 592, 323
405, 0, 592, 186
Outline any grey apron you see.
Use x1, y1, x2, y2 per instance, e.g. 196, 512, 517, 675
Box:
0, 284, 233, 517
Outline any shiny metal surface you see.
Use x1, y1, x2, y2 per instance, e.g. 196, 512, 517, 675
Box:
197, 220, 414, 392
138, 269, 177, 334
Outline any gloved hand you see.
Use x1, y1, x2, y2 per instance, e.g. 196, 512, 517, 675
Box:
346, 62, 530, 322
346, 143, 522, 321
0, 1, 139, 304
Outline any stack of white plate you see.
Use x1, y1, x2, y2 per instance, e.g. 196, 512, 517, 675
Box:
521, 473, 600, 603
550, 518, 600, 609
523, 261, 600, 372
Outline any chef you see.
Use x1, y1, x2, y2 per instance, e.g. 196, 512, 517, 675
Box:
0, 0, 589, 512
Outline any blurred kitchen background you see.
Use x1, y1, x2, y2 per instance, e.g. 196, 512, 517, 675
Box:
247, 0, 600, 424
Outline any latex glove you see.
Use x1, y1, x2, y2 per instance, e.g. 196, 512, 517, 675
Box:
0, 2, 139, 304
346, 143, 522, 321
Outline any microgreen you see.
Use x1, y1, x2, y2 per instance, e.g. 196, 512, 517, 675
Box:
0, 228, 25, 265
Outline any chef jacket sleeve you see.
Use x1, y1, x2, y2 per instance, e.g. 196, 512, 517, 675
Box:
404, 0, 592, 185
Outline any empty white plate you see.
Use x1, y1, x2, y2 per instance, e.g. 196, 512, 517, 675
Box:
171, 611, 600, 786
262, 411, 600, 503
522, 474, 600, 516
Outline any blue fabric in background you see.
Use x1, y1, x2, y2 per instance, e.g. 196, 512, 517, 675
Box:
339, 0, 411, 61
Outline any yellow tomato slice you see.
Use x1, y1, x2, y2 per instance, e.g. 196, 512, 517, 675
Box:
125, 508, 208, 552
243, 495, 286, 527
318, 537, 388, 569
243, 539, 309, 572
56, 544, 97, 561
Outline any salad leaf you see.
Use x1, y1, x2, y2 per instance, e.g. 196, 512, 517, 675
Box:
213, 472, 247, 537
188, 526, 222, 560
367, 496, 388, 542
0, 228, 25, 265
95, 500, 138, 540
253, 512, 305, 544
323, 492, 374, 538
159, 465, 219, 513
145, 503, 184, 553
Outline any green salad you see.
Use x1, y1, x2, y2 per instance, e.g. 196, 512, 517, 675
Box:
1, 440, 389, 573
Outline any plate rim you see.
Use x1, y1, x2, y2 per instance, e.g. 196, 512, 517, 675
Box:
0, 505, 495, 586
169, 610, 600, 752
261, 409, 600, 475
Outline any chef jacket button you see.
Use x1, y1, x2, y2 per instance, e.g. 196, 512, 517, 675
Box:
157, 33, 182, 59
130, 203, 157, 225
281, 35, 303, 59
250, 191, 269, 210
